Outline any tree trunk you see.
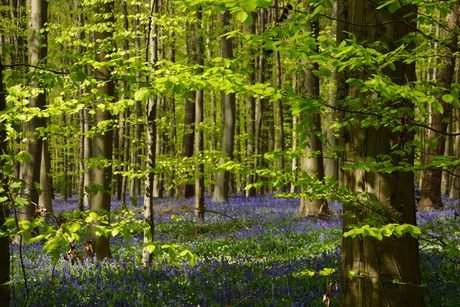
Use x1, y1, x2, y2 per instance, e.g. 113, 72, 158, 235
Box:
298, 14, 329, 216
253, 9, 266, 197
142, 0, 157, 266
340, 1, 425, 306
131, 4, 142, 199
177, 20, 195, 199
18, 0, 47, 240
38, 137, 53, 216
177, 97, 195, 198
245, 13, 257, 197
450, 108, 460, 200
213, 10, 236, 202
441, 120, 452, 195
419, 7, 458, 211
325, 0, 345, 184
88, 0, 114, 261
194, 6, 205, 219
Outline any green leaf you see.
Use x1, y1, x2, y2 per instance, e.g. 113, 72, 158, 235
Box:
26, 235, 44, 245
123, 228, 132, 242
236, 10, 248, 22
143, 242, 157, 254
442, 94, 453, 103
431, 100, 444, 114
69, 222, 81, 233
23, 152, 31, 163
33, 182, 42, 195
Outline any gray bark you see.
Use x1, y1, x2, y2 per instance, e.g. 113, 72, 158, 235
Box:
142, 0, 157, 266
194, 7, 205, 219
419, 7, 458, 210
213, 10, 236, 202
298, 13, 329, 216
18, 0, 48, 240
87, 0, 114, 261
340, 1, 425, 305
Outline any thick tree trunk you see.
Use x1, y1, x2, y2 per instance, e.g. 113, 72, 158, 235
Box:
340, 1, 425, 306
87, 0, 114, 261
142, 0, 157, 266
419, 7, 458, 211
18, 0, 47, 240
213, 10, 236, 202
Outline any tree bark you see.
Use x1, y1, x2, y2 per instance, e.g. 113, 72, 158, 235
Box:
298, 13, 329, 216
325, 0, 345, 184
38, 137, 53, 216
131, 4, 142, 199
213, 10, 236, 202
142, 0, 157, 266
17, 0, 47, 240
194, 7, 205, 219
88, 0, 114, 261
245, 13, 257, 197
450, 108, 460, 200
340, 1, 425, 306
419, 6, 458, 211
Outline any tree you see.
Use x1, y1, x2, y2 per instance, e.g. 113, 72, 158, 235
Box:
419, 6, 458, 211
339, 1, 425, 305
17, 0, 48, 240
87, 0, 115, 261
213, 10, 236, 202
194, 6, 205, 220
298, 9, 329, 216
142, 0, 158, 266
245, 11, 257, 198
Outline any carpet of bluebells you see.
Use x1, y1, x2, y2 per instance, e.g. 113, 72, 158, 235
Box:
9, 193, 460, 306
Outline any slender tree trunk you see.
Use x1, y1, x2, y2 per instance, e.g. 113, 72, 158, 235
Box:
298, 14, 329, 216
166, 3, 176, 197
245, 13, 257, 197
131, 4, 142, 199
340, 1, 425, 305
38, 136, 53, 216
177, 20, 195, 199
450, 108, 460, 200
441, 120, 453, 195
419, 7, 458, 211
325, 0, 345, 184
88, 0, 114, 261
253, 9, 266, 196
142, 0, 158, 266
177, 97, 195, 198
194, 6, 205, 219
18, 0, 48, 240
213, 10, 236, 202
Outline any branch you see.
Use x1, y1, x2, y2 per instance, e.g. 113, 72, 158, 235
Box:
193, 208, 250, 230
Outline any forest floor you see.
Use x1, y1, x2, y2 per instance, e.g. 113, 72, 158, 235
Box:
9, 193, 460, 306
